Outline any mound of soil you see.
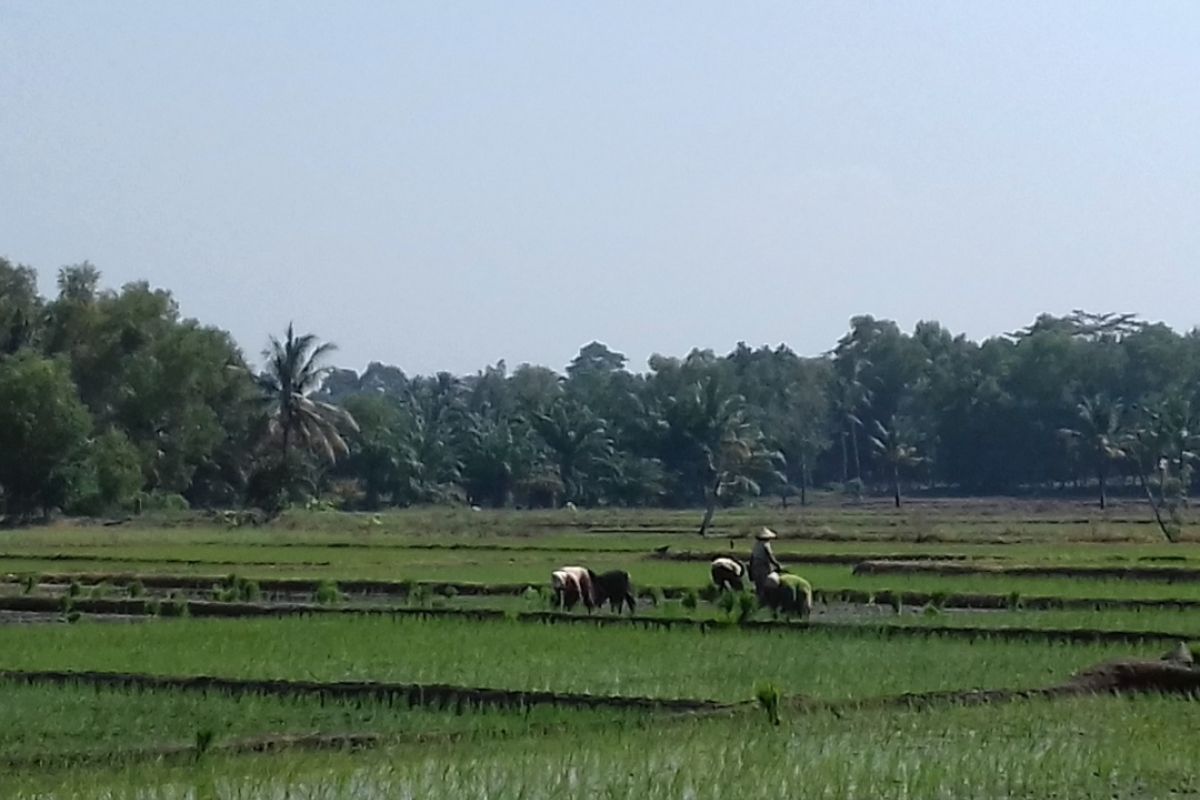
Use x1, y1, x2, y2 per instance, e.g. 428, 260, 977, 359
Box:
1064, 657, 1200, 696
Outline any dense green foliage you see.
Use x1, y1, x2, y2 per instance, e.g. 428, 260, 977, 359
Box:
0, 353, 93, 516
6, 257, 1200, 518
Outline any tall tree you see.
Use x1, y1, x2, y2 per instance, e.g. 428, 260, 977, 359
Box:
1121, 399, 1200, 542
259, 324, 358, 470
0, 353, 93, 518
0, 259, 41, 355
656, 375, 784, 535
530, 398, 615, 506
868, 417, 924, 508
1058, 395, 1124, 509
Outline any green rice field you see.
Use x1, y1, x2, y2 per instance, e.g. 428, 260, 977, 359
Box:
4, 501, 1200, 797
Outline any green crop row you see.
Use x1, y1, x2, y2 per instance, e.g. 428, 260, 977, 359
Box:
12, 552, 1200, 604
0, 616, 1156, 702
0, 680, 631, 764
5, 693, 1197, 799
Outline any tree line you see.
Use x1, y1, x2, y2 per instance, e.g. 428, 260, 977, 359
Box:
3, 258, 1200, 535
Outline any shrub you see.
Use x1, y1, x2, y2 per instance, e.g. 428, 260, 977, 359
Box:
127, 580, 145, 599
90, 429, 144, 511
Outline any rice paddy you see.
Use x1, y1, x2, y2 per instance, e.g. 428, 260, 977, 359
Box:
5, 501, 1200, 797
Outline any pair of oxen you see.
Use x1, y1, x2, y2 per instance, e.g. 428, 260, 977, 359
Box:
710, 557, 813, 618
550, 566, 636, 614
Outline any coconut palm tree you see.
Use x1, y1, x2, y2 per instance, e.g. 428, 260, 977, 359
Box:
831, 366, 871, 484
259, 324, 358, 465
868, 417, 924, 508
659, 376, 784, 535
1120, 398, 1200, 542
1058, 394, 1124, 510
530, 398, 615, 506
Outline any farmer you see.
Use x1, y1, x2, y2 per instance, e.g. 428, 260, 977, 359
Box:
749, 527, 783, 599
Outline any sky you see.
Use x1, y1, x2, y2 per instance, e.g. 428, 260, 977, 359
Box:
2, 2, 1199, 376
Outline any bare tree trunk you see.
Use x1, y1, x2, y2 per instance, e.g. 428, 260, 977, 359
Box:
280, 421, 292, 500
840, 432, 848, 484
850, 424, 862, 481
1134, 467, 1177, 543
799, 453, 808, 507
1098, 462, 1107, 510
892, 464, 901, 508
698, 476, 721, 536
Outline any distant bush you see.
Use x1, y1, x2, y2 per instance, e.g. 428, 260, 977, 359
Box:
90, 429, 143, 511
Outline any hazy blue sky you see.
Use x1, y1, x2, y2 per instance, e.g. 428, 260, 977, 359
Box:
3, 2, 1198, 375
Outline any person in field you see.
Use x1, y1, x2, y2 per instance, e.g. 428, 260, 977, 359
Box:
588, 569, 636, 614
550, 569, 581, 610
551, 566, 595, 612
749, 527, 783, 600
710, 557, 746, 592
761, 572, 813, 619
